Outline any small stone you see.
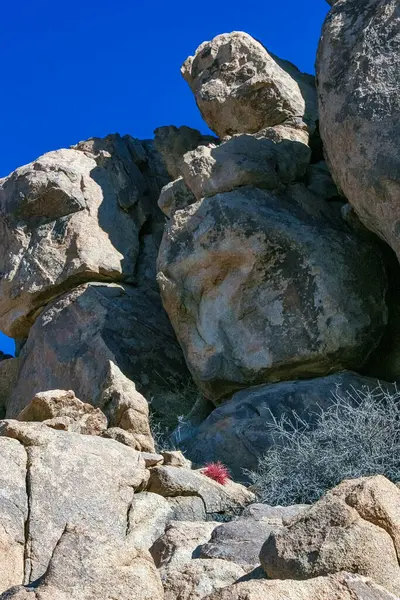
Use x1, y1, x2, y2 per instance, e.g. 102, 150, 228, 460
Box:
161, 450, 191, 468
140, 452, 164, 467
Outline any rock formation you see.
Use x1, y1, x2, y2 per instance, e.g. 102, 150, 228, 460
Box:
260, 475, 400, 595
180, 372, 398, 479
181, 32, 317, 138
158, 187, 387, 401
0, 133, 191, 449
0, 6, 399, 599
317, 0, 400, 260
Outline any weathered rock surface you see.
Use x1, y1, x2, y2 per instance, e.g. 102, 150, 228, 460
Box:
181, 372, 396, 478
0, 420, 147, 583
166, 496, 207, 522
317, 0, 400, 260
0, 134, 168, 339
260, 475, 400, 595
158, 185, 387, 401
0, 438, 27, 593
241, 503, 308, 524
201, 572, 399, 600
158, 176, 196, 218
182, 32, 317, 137
140, 451, 164, 467
162, 558, 245, 600
161, 449, 191, 468
180, 131, 310, 201
147, 466, 255, 516
1, 527, 164, 600
7, 282, 189, 449
0, 359, 19, 419
127, 492, 173, 551
102, 426, 146, 450
154, 125, 218, 180
17, 389, 107, 435
200, 517, 280, 572
150, 520, 218, 570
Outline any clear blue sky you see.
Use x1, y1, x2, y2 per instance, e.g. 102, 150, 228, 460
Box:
0, 0, 329, 354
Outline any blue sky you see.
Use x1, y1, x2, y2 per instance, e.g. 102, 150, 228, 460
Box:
0, 0, 329, 354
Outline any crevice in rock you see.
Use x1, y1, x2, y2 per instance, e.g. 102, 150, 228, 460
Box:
125, 501, 133, 538
23, 446, 33, 586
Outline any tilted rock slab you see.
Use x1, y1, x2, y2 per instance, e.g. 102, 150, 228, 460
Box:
199, 517, 281, 572
1, 527, 164, 600
182, 31, 317, 138
147, 465, 255, 516
317, 0, 400, 260
6, 282, 189, 449
181, 372, 396, 479
0, 134, 168, 339
158, 185, 387, 401
260, 475, 400, 596
0, 438, 27, 592
0, 420, 147, 584
201, 572, 399, 600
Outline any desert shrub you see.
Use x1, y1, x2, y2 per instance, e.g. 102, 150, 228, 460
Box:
149, 382, 201, 451
246, 384, 400, 505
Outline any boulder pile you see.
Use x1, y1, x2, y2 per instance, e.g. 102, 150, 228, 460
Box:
0, 0, 399, 597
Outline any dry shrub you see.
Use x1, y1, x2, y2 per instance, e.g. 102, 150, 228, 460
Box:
247, 384, 400, 505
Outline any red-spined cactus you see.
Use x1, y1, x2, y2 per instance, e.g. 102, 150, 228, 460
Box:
202, 461, 230, 485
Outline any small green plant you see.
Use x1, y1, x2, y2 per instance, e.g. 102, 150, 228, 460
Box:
246, 383, 400, 505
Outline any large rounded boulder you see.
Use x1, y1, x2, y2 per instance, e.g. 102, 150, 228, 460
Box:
157, 185, 387, 402
182, 31, 317, 138
317, 0, 400, 259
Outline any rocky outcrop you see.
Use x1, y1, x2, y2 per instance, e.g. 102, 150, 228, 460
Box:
147, 465, 255, 518
200, 572, 399, 600
154, 125, 218, 180
0, 132, 192, 449
6, 282, 190, 450
158, 186, 387, 401
156, 30, 389, 403
17, 389, 107, 435
260, 475, 400, 595
180, 372, 396, 478
0, 135, 166, 339
2, 527, 164, 600
182, 32, 317, 137
0, 420, 147, 583
150, 520, 219, 571
0, 16, 399, 600
180, 131, 311, 200
317, 1, 400, 260
162, 559, 245, 600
